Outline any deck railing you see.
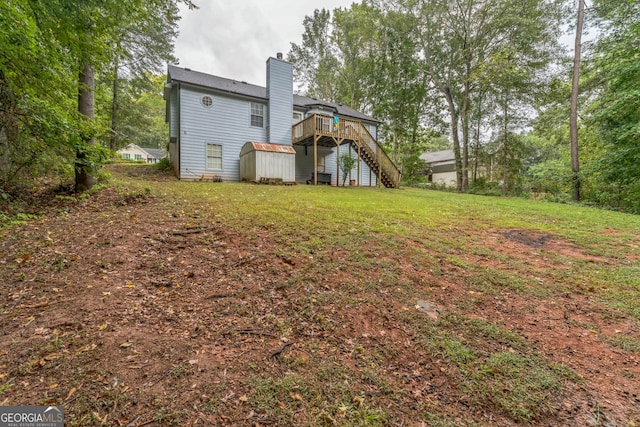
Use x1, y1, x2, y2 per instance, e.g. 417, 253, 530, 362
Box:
356, 124, 401, 187
292, 114, 400, 187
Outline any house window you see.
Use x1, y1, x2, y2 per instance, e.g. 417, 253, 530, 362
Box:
293, 112, 303, 124
201, 95, 213, 108
251, 103, 264, 128
134, 154, 142, 160
123, 153, 131, 160
206, 144, 222, 169
318, 155, 326, 173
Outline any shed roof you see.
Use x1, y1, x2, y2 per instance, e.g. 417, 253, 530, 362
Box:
167, 65, 380, 124
240, 142, 296, 156
250, 142, 296, 153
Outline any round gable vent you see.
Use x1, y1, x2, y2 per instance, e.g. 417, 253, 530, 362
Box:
201, 95, 213, 108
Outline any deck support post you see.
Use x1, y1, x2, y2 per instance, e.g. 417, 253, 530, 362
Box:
292, 113, 398, 188
357, 143, 361, 187
314, 134, 319, 186
335, 138, 341, 187
377, 146, 382, 188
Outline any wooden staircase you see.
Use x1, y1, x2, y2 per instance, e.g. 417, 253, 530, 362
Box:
292, 114, 400, 188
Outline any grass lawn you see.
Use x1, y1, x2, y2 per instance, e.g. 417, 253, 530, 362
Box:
1, 163, 638, 426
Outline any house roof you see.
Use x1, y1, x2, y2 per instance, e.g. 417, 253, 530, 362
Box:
292, 94, 379, 123
167, 65, 380, 124
420, 149, 455, 164
117, 144, 165, 159
144, 148, 165, 159
168, 65, 266, 100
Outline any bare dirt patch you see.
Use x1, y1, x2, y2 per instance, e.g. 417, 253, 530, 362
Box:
501, 228, 608, 263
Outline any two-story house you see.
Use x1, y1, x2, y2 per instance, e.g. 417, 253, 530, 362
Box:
164, 55, 399, 187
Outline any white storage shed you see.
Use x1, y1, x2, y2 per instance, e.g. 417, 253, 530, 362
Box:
239, 142, 296, 183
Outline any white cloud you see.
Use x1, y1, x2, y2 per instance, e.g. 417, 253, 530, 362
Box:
174, 0, 356, 85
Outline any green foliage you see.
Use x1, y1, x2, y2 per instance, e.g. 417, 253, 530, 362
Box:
400, 130, 451, 186
526, 159, 571, 196
586, 0, 640, 213
287, 9, 340, 101
98, 73, 169, 151
0, 0, 79, 185
74, 141, 111, 176
288, 5, 431, 175
288, 1, 566, 194
339, 152, 357, 186
0, 0, 185, 194
155, 157, 172, 171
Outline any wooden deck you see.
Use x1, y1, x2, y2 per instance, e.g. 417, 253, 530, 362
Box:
292, 114, 400, 188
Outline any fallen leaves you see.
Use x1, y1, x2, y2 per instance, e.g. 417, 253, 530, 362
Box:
75, 343, 97, 355
65, 386, 78, 401
15, 253, 31, 264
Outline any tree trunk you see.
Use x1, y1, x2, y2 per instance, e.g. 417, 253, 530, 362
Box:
570, 0, 584, 202
461, 57, 471, 191
472, 94, 483, 185
0, 127, 11, 177
75, 62, 97, 192
443, 87, 463, 192
109, 57, 119, 151
502, 91, 509, 196
0, 71, 15, 176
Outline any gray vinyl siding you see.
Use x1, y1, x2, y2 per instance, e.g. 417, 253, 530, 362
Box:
324, 145, 377, 187
294, 145, 333, 184
169, 85, 179, 174
179, 86, 266, 181
367, 123, 377, 140
359, 158, 377, 187
169, 85, 179, 138
266, 58, 293, 145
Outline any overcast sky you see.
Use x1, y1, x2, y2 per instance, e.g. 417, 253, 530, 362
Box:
173, 1, 356, 86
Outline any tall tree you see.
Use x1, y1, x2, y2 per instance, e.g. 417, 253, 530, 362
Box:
332, 3, 380, 112
406, 0, 564, 191
106, 0, 180, 151
1, 0, 80, 185
587, 0, 640, 212
67, 0, 115, 192
288, 4, 431, 175
70, 0, 193, 190
570, 0, 585, 201
369, 7, 428, 171
0, 0, 194, 192
288, 9, 340, 101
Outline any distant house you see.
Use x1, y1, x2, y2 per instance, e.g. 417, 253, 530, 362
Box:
117, 144, 166, 164
420, 149, 457, 186
164, 55, 400, 187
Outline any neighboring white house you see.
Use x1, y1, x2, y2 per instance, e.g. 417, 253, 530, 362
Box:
420, 149, 457, 186
117, 144, 166, 164
164, 55, 400, 187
